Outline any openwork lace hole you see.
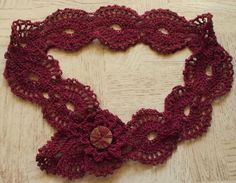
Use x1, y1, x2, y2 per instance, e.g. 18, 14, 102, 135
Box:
121, 145, 133, 154
110, 24, 122, 31
63, 28, 75, 35
28, 73, 39, 81
178, 89, 184, 96
66, 102, 75, 111
184, 105, 191, 116
54, 93, 60, 98
201, 96, 206, 102
147, 131, 157, 141
158, 27, 169, 35
51, 76, 57, 80
205, 65, 213, 76
43, 92, 49, 99
54, 152, 63, 158
20, 43, 27, 48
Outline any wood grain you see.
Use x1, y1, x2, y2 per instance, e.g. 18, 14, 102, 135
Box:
0, 1, 236, 183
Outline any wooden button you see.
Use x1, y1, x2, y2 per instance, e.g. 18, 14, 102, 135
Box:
90, 126, 113, 149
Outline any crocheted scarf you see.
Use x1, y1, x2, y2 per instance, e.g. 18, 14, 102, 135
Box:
4, 5, 234, 180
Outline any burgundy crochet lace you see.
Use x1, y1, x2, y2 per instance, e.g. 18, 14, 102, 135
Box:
3, 5, 234, 180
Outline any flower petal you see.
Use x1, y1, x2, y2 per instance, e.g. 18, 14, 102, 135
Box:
36, 126, 86, 179
108, 146, 122, 158
84, 156, 123, 177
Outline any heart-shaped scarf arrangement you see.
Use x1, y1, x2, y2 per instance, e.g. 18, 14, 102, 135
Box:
4, 5, 234, 180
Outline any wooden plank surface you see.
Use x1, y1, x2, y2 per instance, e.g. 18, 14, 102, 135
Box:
0, 0, 236, 183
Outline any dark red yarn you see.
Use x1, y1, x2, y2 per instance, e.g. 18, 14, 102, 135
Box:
3, 5, 234, 180
36, 110, 127, 178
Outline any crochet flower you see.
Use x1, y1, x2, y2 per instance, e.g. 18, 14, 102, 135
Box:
36, 110, 128, 179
